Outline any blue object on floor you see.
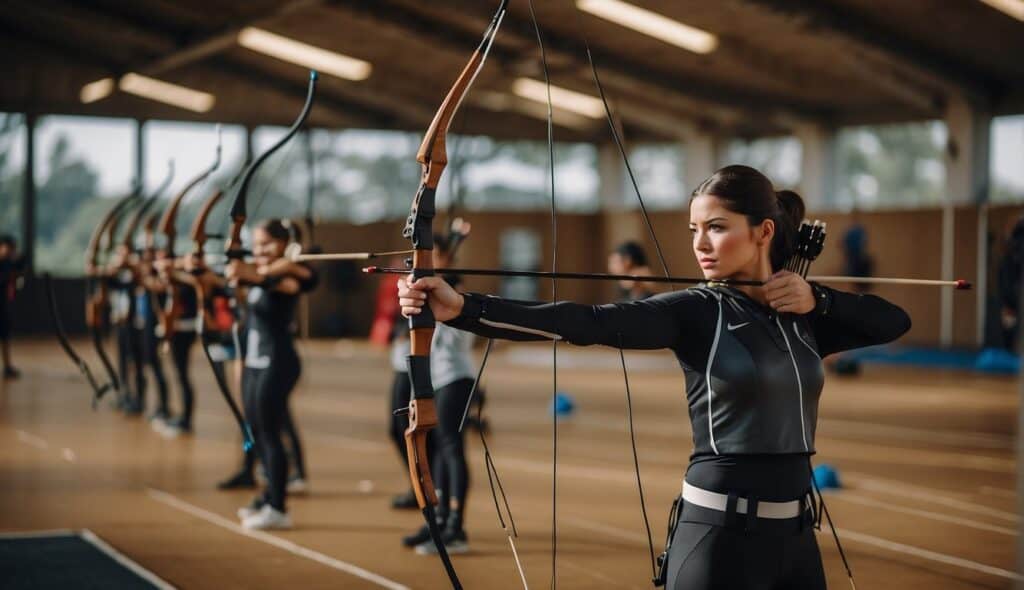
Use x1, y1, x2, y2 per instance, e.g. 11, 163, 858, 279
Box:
550, 392, 575, 417
813, 464, 841, 490
973, 347, 1020, 374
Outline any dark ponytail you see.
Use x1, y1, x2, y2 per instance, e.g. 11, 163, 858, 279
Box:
258, 219, 291, 242
690, 165, 805, 272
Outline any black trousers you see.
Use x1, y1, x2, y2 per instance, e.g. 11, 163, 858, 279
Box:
389, 374, 475, 513
137, 323, 169, 413
242, 352, 301, 512
169, 331, 196, 424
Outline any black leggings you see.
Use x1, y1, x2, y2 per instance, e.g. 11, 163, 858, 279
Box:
431, 378, 474, 511
664, 455, 827, 590
389, 371, 413, 466
242, 354, 301, 511
169, 331, 195, 424
389, 374, 474, 512
139, 323, 169, 413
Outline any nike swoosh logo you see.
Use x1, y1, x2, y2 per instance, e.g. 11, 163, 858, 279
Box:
726, 322, 750, 331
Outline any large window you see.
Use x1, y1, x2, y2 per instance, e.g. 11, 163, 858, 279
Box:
725, 136, 802, 189
143, 121, 247, 249
991, 115, 1024, 204
835, 121, 946, 210
623, 143, 685, 210
0, 113, 26, 241
33, 115, 136, 276
250, 129, 600, 224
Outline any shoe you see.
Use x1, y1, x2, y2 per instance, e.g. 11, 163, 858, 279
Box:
237, 496, 266, 520
402, 524, 434, 548
286, 476, 309, 495
148, 409, 170, 429
391, 490, 419, 510
242, 505, 292, 530
415, 528, 469, 555
217, 470, 256, 490
160, 417, 192, 439
3, 367, 20, 380
122, 398, 144, 416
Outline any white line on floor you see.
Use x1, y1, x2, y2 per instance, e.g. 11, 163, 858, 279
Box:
16, 430, 48, 450
80, 529, 177, 590
845, 473, 1019, 523
978, 486, 1016, 499
146, 488, 409, 590
835, 527, 1023, 582
835, 493, 1017, 536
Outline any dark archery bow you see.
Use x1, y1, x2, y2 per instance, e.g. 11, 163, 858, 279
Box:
83, 186, 143, 402
154, 129, 223, 348
45, 273, 110, 406
188, 173, 255, 452
397, 4, 508, 588
192, 70, 317, 452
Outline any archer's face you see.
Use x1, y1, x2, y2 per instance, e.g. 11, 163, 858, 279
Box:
607, 253, 632, 275
689, 194, 772, 280
252, 228, 286, 265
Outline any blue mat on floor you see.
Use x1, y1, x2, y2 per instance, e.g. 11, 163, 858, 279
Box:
841, 346, 1019, 374
0, 532, 165, 589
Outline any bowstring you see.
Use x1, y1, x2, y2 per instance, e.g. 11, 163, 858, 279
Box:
568, 0, 674, 578
524, 2, 560, 588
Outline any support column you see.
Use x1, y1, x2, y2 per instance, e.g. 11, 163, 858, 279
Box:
684, 131, 727, 191
943, 94, 991, 348
135, 119, 145, 189
794, 123, 838, 212
22, 114, 35, 276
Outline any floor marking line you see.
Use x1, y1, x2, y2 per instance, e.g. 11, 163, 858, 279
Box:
845, 474, 1019, 523
146, 488, 409, 590
16, 430, 49, 450
835, 493, 1017, 536
835, 528, 1023, 582
80, 529, 177, 590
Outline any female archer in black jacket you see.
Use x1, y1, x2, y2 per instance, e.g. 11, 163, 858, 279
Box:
398, 165, 911, 589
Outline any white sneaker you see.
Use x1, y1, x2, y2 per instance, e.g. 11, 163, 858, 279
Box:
237, 498, 265, 520
242, 505, 292, 530
286, 477, 309, 495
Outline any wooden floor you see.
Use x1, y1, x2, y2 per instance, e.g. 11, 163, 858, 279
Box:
0, 337, 1019, 589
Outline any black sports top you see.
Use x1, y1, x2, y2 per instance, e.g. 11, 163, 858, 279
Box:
448, 283, 911, 457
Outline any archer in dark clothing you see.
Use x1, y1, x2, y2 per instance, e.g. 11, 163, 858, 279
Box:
223, 219, 317, 531
608, 240, 654, 301
997, 215, 1024, 351
0, 235, 26, 379
398, 166, 911, 590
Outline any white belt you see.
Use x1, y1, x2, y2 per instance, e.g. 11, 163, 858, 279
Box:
682, 481, 808, 520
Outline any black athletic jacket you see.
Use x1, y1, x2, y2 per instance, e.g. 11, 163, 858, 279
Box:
447, 283, 911, 457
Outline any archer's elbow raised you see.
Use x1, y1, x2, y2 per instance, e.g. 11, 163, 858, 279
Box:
884, 303, 913, 343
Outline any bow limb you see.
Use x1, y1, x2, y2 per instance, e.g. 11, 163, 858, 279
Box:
401, 4, 507, 588
83, 187, 142, 398
186, 184, 254, 451
44, 273, 110, 407
153, 132, 223, 347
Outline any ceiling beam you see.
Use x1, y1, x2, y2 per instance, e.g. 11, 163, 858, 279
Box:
730, 0, 996, 102
339, 0, 814, 133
